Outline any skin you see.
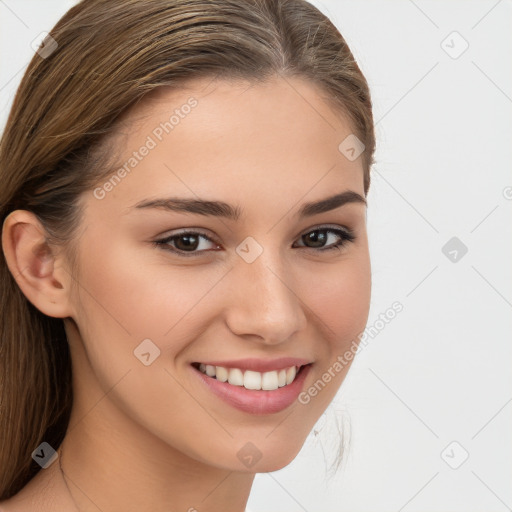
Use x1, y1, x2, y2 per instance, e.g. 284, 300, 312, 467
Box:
0, 75, 371, 512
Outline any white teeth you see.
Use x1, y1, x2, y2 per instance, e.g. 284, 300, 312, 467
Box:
243, 370, 262, 390
216, 366, 228, 382
197, 364, 302, 390
261, 370, 279, 390
285, 366, 296, 385
228, 368, 244, 386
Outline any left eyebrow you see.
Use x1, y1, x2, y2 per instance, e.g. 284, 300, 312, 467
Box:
298, 190, 367, 217
130, 190, 366, 220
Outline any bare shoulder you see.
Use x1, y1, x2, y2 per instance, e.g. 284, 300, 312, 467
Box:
0, 463, 66, 512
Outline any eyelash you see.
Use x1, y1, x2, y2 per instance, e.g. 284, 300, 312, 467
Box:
153, 226, 356, 258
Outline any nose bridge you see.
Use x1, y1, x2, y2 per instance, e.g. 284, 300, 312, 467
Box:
224, 243, 306, 343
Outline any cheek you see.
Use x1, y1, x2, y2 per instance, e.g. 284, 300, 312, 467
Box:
305, 254, 371, 348
292, 255, 370, 423
70, 236, 227, 373
65, 230, 371, 471
74, 235, 196, 334
67, 241, 227, 454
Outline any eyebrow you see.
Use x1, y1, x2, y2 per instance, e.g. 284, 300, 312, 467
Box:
131, 190, 366, 220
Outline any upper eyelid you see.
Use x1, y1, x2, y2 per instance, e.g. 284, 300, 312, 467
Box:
156, 224, 353, 248
159, 229, 219, 247
157, 224, 351, 241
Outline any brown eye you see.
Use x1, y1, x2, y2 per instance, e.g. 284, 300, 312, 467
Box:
154, 226, 356, 258
302, 230, 328, 248
293, 228, 355, 252
154, 231, 219, 256
174, 233, 200, 251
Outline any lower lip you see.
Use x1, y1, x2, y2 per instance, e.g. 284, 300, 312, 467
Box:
192, 364, 312, 415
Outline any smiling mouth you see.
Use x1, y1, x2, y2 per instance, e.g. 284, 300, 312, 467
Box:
191, 362, 310, 391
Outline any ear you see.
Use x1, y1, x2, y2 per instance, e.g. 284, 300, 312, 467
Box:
2, 210, 74, 318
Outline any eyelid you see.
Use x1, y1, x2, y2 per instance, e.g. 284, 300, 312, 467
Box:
293, 225, 355, 249
155, 227, 219, 244
154, 224, 355, 256
298, 223, 352, 237
153, 228, 220, 256
156, 223, 352, 240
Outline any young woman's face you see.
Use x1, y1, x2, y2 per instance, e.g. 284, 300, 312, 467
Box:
65, 76, 371, 472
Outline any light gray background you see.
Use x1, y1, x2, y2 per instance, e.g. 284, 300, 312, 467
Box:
1, 1, 511, 511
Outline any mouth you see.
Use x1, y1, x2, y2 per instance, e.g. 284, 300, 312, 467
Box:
191, 362, 310, 391
190, 361, 313, 414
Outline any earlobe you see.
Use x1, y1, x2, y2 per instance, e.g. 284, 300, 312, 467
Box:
1, 210, 73, 318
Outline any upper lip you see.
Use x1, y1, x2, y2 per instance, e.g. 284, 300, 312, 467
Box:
192, 357, 312, 373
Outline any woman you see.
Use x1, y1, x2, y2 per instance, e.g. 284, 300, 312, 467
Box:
0, 0, 375, 510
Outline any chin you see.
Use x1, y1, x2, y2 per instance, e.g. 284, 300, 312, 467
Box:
253, 455, 298, 473
240, 439, 306, 473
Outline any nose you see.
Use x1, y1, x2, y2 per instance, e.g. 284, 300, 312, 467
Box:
224, 251, 307, 345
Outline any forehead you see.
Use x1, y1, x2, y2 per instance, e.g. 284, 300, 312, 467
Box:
86, 76, 365, 218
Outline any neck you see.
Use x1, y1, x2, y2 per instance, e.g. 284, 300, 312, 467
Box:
58, 401, 254, 512
53, 321, 255, 512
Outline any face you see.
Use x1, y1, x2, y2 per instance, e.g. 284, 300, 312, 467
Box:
65, 75, 371, 472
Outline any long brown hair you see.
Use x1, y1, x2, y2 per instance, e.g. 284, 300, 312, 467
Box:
0, 0, 375, 497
